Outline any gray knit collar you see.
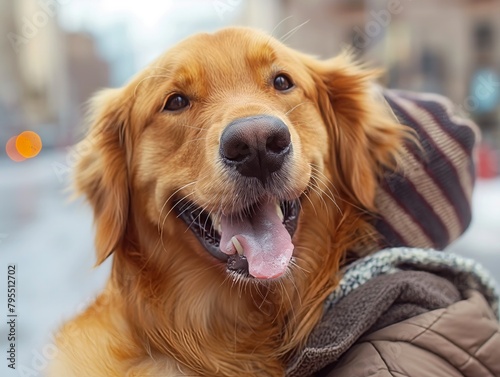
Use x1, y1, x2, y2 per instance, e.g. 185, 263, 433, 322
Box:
325, 248, 500, 319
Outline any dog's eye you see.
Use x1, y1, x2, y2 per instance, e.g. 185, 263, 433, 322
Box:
163, 94, 190, 112
273, 74, 294, 91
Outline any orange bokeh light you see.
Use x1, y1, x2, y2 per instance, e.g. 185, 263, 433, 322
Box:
5, 136, 26, 162
16, 131, 42, 158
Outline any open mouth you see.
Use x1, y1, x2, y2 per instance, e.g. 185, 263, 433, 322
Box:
175, 199, 300, 279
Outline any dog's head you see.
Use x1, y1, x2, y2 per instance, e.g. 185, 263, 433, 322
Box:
76, 27, 407, 281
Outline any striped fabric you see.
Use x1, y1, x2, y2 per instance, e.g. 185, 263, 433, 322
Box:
375, 90, 480, 250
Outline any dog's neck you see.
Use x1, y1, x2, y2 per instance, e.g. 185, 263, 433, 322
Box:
109, 190, 371, 376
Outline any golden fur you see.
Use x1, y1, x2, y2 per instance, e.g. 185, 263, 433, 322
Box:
50, 27, 408, 376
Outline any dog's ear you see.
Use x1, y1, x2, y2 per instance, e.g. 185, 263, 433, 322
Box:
304, 52, 408, 211
74, 89, 131, 266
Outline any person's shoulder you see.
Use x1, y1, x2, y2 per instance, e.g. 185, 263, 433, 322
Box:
328, 290, 500, 377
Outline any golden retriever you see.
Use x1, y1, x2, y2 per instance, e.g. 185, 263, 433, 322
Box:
50, 27, 408, 376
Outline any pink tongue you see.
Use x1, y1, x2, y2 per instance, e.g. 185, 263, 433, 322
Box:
219, 202, 294, 279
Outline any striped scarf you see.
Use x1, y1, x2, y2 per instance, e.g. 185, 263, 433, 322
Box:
375, 90, 479, 250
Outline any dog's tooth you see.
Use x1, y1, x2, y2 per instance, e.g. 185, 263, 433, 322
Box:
276, 203, 284, 222
211, 213, 221, 233
231, 236, 244, 256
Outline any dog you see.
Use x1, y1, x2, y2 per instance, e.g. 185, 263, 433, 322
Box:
49, 27, 409, 376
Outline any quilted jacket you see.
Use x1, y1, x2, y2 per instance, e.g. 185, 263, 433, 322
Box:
322, 290, 500, 377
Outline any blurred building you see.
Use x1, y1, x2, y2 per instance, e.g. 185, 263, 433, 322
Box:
1, 0, 65, 147
0, 0, 28, 146
63, 32, 110, 143
0, 0, 110, 149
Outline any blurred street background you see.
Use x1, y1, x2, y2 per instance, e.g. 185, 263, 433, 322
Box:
1, 1, 499, 376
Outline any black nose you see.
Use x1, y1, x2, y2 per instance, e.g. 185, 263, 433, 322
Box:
219, 115, 291, 183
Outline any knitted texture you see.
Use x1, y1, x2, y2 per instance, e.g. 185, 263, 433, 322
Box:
327, 248, 499, 317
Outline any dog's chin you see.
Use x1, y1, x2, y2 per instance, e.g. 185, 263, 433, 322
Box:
174, 196, 301, 281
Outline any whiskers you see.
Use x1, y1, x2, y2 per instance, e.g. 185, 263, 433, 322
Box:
288, 256, 311, 277
219, 261, 302, 328
265, 15, 309, 57
157, 182, 197, 234
309, 164, 343, 216
295, 163, 344, 226
285, 101, 311, 116
156, 182, 197, 254
280, 20, 310, 44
